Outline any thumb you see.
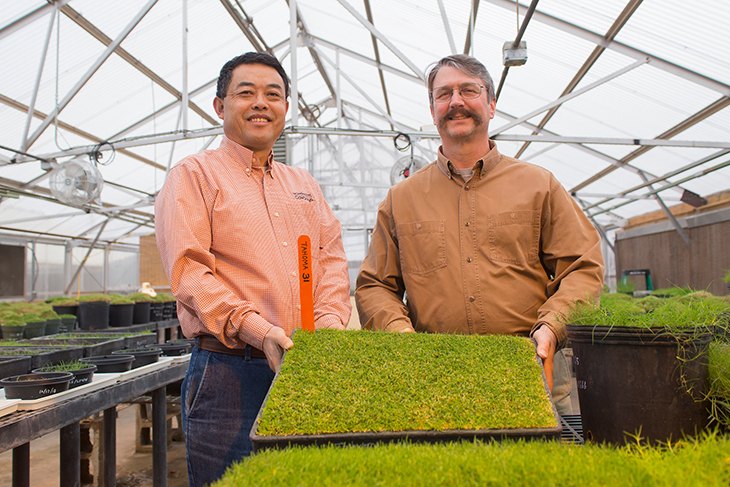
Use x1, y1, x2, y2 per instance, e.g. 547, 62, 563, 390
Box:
278, 334, 294, 350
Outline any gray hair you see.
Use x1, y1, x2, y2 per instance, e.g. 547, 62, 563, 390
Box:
426, 54, 495, 105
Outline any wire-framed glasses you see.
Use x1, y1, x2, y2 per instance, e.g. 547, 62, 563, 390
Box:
431, 83, 485, 103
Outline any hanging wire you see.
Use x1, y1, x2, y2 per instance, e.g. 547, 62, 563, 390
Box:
393, 132, 411, 152
89, 141, 115, 166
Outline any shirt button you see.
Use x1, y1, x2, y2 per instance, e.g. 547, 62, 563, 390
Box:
282, 242, 288, 247
274, 212, 280, 217
467, 257, 472, 263
465, 221, 470, 227
297, 305, 301, 310
511, 213, 516, 218
291, 271, 297, 277
465, 186, 470, 191
469, 296, 475, 302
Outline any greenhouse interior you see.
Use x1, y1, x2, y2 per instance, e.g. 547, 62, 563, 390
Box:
1, 0, 729, 486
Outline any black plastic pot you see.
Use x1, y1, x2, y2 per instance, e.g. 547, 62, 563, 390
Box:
112, 347, 162, 369
33, 364, 97, 389
45, 319, 61, 336
162, 302, 175, 320
566, 325, 711, 445
77, 301, 110, 330
132, 301, 151, 324
59, 317, 76, 333
23, 320, 46, 339
51, 304, 78, 317
149, 302, 164, 322
80, 354, 134, 373
0, 372, 72, 400
148, 341, 191, 357
1, 325, 25, 341
109, 303, 134, 328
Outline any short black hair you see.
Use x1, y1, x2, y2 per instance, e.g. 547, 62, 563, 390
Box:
216, 52, 290, 100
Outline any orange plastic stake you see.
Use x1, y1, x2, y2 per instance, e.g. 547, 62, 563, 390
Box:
298, 235, 315, 333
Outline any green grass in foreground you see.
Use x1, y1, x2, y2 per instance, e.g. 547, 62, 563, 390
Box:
214, 433, 730, 487
257, 330, 555, 436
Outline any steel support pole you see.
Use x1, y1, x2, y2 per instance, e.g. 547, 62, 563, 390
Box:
102, 407, 117, 487
60, 422, 80, 487
290, 0, 298, 127
12, 443, 30, 487
152, 386, 167, 487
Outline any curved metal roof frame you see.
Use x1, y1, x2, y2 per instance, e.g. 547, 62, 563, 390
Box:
0, 0, 729, 256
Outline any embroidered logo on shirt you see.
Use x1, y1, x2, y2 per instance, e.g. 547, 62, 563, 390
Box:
293, 192, 314, 202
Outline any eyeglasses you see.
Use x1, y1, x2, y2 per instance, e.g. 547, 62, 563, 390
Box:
431, 83, 485, 103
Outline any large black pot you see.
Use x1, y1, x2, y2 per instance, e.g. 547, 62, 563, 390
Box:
52, 304, 78, 317
132, 301, 151, 324
80, 354, 134, 373
149, 302, 165, 322
112, 347, 162, 369
109, 303, 134, 328
566, 325, 711, 445
77, 301, 110, 330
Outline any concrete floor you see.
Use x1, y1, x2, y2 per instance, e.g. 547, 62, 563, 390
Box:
0, 404, 189, 487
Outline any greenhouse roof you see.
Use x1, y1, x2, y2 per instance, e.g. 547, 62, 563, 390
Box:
1, 0, 729, 248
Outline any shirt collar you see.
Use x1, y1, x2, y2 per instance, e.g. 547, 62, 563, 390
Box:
436, 139, 501, 180
220, 136, 276, 178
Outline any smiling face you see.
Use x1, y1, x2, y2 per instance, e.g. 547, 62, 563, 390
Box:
429, 65, 496, 147
213, 63, 289, 161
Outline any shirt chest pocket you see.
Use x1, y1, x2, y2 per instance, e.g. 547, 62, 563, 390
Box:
396, 220, 446, 275
488, 210, 540, 265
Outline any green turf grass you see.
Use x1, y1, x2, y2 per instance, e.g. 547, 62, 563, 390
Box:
256, 330, 556, 436
214, 433, 730, 487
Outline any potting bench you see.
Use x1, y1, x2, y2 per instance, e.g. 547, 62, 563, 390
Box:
0, 357, 189, 487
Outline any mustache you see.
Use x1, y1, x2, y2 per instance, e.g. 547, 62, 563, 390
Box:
444, 108, 475, 119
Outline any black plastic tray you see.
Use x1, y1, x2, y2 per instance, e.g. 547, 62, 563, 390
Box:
0, 356, 33, 384
0, 346, 85, 370
28, 336, 126, 357
250, 346, 561, 452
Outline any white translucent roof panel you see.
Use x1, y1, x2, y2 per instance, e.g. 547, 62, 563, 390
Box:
1, 0, 730, 247
615, 0, 730, 86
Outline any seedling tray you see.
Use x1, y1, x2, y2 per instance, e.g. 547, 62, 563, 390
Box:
251, 331, 560, 452
42, 331, 157, 350
0, 346, 84, 370
0, 356, 32, 383
28, 336, 126, 357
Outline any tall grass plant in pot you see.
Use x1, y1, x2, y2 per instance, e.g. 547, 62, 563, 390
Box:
77, 295, 112, 330
561, 292, 727, 445
0, 312, 26, 341
109, 295, 135, 327
128, 292, 153, 324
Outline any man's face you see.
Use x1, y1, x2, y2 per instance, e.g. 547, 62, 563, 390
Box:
429, 65, 495, 144
213, 63, 289, 155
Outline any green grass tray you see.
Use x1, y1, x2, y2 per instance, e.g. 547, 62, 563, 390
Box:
250, 330, 560, 451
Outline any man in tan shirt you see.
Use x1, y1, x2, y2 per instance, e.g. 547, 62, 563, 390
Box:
356, 55, 604, 405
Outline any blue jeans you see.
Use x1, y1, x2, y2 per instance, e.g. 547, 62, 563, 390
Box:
182, 342, 275, 487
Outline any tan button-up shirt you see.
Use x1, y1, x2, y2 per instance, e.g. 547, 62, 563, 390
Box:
155, 136, 351, 350
356, 141, 603, 346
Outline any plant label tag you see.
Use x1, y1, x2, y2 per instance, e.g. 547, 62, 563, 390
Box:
298, 235, 315, 333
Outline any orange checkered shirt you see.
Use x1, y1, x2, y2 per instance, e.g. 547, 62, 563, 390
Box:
155, 136, 351, 350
